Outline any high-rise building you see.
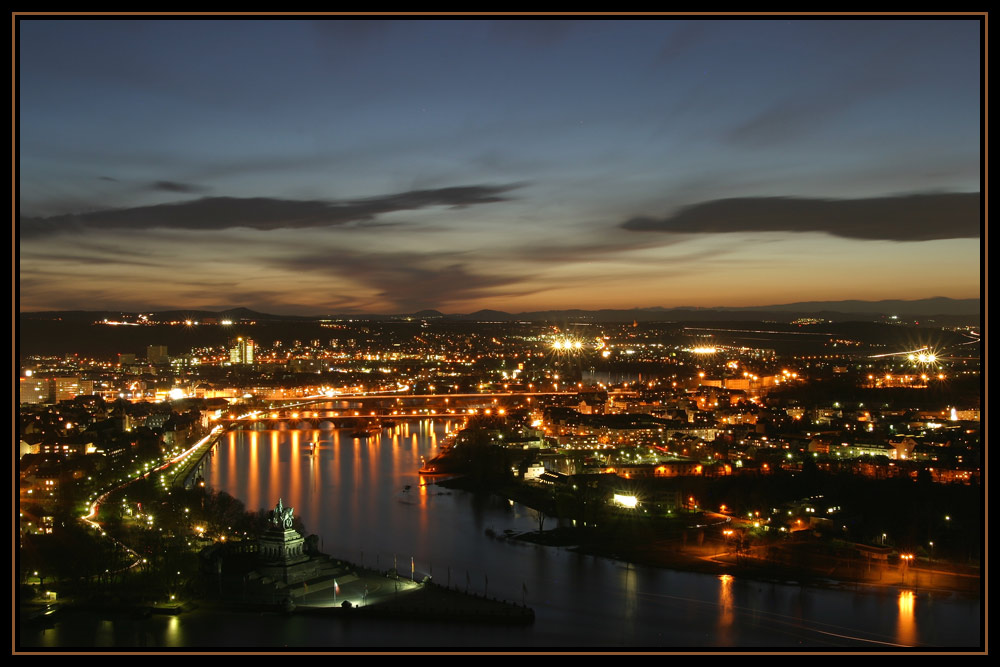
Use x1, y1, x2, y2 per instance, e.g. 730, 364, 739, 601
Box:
147, 345, 169, 364
19, 377, 50, 404
53, 376, 81, 402
229, 337, 255, 365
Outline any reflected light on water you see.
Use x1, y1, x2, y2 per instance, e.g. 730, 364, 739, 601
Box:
268, 431, 281, 508
897, 590, 916, 646
718, 574, 734, 639
290, 430, 301, 503
225, 435, 237, 491
166, 616, 181, 647
248, 431, 259, 511
622, 563, 637, 624
95, 619, 113, 646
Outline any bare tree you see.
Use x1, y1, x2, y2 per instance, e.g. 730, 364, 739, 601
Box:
533, 508, 546, 534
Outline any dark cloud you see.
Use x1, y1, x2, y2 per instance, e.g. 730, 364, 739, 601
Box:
150, 180, 209, 194
73, 240, 159, 258
274, 249, 534, 312
179, 291, 364, 316
19, 184, 522, 238
98, 176, 118, 182
20, 251, 160, 269
621, 193, 980, 242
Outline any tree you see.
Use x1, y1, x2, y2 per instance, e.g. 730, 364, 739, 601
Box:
533, 508, 546, 534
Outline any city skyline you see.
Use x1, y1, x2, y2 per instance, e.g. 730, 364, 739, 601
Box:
18, 18, 983, 315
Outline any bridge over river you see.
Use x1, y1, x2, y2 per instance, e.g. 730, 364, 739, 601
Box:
219, 391, 575, 430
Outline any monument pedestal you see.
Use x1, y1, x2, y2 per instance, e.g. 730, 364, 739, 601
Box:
256, 499, 320, 584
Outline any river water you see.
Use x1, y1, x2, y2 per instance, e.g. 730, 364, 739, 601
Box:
23, 417, 982, 650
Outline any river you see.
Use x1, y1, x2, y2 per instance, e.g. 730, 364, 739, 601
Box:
23, 417, 982, 650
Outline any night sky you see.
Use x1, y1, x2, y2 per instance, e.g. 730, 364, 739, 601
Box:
18, 18, 982, 315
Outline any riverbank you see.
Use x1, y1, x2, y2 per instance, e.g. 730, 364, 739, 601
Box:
295, 581, 534, 624
442, 476, 981, 599
549, 531, 981, 598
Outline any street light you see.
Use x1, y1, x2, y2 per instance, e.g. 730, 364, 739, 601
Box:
899, 553, 914, 583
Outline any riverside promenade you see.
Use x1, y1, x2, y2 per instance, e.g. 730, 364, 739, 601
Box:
210, 552, 534, 625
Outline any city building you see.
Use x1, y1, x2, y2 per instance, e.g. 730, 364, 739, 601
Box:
146, 345, 168, 364
19, 377, 50, 404
53, 376, 83, 402
229, 337, 255, 365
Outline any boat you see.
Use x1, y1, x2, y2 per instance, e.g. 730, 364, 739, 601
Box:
419, 457, 462, 475
418, 436, 460, 474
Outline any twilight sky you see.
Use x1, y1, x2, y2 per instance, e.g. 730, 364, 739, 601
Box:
18, 18, 982, 315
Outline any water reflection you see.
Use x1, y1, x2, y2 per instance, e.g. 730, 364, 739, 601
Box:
622, 562, 636, 626
166, 616, 181, 647
95, 619, 113, 646
718, 573, 734, 642
897, 590, 916, 646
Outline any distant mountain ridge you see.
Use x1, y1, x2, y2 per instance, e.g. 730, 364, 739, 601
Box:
18, 307, 314, 323
717, 297, 980, 315
20, 297, 980, 323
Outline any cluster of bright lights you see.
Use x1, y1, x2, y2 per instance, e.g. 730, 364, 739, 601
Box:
908, 352, 938, 363
691, 346, 718, 355
613, 494, 638, 509
552, 339, 583, 350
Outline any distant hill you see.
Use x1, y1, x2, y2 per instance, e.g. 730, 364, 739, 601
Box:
434, 298, 980, 323
717, 297, 980, 316
19, 307, 313, 322
19, 297, 980, 324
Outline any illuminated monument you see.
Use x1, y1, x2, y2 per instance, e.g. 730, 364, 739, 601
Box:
256, 498, 319, 584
